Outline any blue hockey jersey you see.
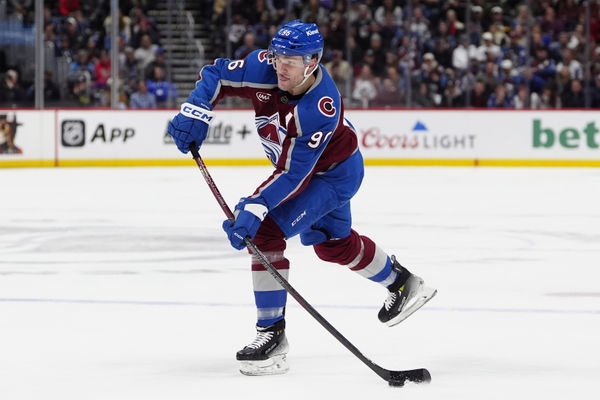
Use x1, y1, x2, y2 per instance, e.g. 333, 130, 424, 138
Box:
187, 50, 359, 211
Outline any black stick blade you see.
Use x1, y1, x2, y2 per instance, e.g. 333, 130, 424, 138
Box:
387, 368, 431, 387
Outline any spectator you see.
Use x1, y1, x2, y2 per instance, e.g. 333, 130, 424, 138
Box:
504, 27, 528, 67
557, 0, 579, 32
465, 79, 491, 108
487, 84, 514, 108
94, 50, 111, 89
590, 6, 600, 43
67, 72, 92, 106
144, 47, 167, 80
413, 81, 436, 108
452, 35, 473, 72
147, 65, 177, 107
129, 79, 157, 108
540, 6, 564, 42
440, 79, 464, 107
498, 59, 521, 97
513, 84, 532, 109
352, 64, 378, 108
69, 49, 95, 81
489, 22, 508, 47
409, 6, 431, 45
431, 22, 454, 68
368, 33, 386, 76
420, 52, 440, 78
324, 50, 352, 89
489, 6, 508, 32
385, 65, 403, 88
372, 77, 403, 107
252, 10, 276, 48
374, 0, 402, 27
531, 45, 556, 87
555, 65, 572, 95
42, 70, 61, 102
556, 48, 583, 80
561, 79, 585, 108
228, 13, 248, 50
120, 46, 142, 81
134, 34, 158, 70
445, 8, 464, 36
536, 84, 561, 109
378, 10, 401, 50
0, 69, 27, 106
63, 16, 85, 51
104, 9, 132, 44
352, 4, 373, 51
234, 32, 259, 60
130, 17, 160, 49
58, 0, 79, 16
475, 32, 501, 62
327, 6, 347, 50
469, 5, 485, 45
301, 0, 329, 25
359, 49, 377, 78
84, 34, 101, 64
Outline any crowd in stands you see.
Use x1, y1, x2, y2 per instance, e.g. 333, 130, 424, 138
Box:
217, 0, 600, 108
0, 0, 176, 108
2, 0, 600, 109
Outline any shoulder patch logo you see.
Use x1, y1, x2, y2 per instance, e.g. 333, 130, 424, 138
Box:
257, 50, 273, 64
256, 92, 272, 103
318, 96, 336, 117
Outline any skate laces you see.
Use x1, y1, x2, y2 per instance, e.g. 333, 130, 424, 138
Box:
384, 292, 398, 311
247, 331, 274, 349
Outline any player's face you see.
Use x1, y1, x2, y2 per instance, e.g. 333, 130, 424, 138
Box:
274, 54, 311, 92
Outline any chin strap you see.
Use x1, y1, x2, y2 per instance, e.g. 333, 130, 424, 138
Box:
293, 64, 317, 91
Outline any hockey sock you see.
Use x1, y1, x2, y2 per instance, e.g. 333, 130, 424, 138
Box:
314, 230, 398, 288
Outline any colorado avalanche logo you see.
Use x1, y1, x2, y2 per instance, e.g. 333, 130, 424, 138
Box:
258, 50, 273, 65
256, 112, 287, 164
318, 96, 336, 117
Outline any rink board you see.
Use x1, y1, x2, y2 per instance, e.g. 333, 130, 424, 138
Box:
1, 108, 599, 167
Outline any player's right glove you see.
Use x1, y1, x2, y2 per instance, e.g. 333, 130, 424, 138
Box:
168, 101, 215, 153
222, 198, 268, 250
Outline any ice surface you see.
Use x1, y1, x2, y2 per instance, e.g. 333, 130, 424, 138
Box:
1, 166, 599, 399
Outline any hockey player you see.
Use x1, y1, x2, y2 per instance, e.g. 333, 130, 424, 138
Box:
168, 20, 436, 376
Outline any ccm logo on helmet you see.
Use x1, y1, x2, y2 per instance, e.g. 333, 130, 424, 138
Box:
318, 97, 336, 117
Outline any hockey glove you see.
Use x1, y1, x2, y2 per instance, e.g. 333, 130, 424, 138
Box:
222, 198, 268, 250
168, 101, 215, 153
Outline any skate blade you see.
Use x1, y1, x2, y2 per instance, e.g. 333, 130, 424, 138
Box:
239, 354, 289, 376
386, 285, 437, 327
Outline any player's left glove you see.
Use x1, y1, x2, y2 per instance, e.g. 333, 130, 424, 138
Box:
168, 101, 215, 153
222, 197, 268, 250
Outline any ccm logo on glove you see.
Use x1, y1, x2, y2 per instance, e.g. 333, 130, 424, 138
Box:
181, 102, 215, 123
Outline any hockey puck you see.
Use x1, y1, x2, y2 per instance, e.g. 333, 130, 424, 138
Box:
388, 379, 405, 387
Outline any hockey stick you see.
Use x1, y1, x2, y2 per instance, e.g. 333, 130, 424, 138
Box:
189, 144, 430, 387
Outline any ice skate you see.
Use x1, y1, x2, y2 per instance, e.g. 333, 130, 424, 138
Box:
378, 256, 437, 327
236, 319, 289, 376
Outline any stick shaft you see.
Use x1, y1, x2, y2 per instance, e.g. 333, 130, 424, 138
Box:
189, 147, 428, 384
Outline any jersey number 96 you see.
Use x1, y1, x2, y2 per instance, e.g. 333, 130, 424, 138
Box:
308, 131, 332, 149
